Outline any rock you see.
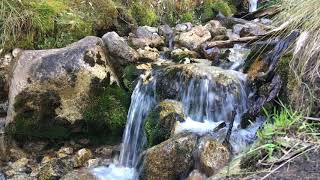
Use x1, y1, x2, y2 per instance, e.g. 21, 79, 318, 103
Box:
9, 148, 28, 161
61, 170, 96, 180
140, 134, 197, 180
177, 26, 211, 51
144, 100, 185, 147
187, 170, 207, 180
171, 48, 199, 61
102, 31, 139, 65
156, 64, 243, 100
95, 145, 118, 157
10, 158, 29, 170
233, 23, 267, 37
158, 25, 174, 48
74, 148, 93, 168
5, 36, 118, 138
202, 47, 221, 61
57, 147, 74, 158
38, 158, 74, 180
175, 23, 193, 32
41, 156, 55, 165
137, 46, 160, 62
130, 26, 165, 48
205, 20, 227, 37
199, 137, 230, 176
85, 158, 103, 168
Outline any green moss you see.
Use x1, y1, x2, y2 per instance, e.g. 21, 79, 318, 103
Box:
201, 0, 235, 22
123, 64, 140, 92
144, 101, 184, 148
83, 84, 130, 143
130, 2, 158, 26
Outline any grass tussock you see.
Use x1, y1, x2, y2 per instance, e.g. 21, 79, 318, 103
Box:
273, 0, 320, 116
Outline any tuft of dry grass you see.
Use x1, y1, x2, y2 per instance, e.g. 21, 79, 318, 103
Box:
272, 0, 320, 115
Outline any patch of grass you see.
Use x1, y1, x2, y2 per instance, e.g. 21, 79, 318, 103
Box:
200, 0, 235, 22
239, 103, 319, 172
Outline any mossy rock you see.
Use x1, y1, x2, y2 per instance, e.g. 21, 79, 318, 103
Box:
5, 90, 71, 140
122, 64, 141, 92
200, 0, 236, 22
144, 100, 185, 148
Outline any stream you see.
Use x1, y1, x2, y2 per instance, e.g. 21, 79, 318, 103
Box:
91, 45, 264, 180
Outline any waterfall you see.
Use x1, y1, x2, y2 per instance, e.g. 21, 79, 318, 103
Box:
92, 58, 261, 180
249, 0, 258, 12
119, 76, 157, 168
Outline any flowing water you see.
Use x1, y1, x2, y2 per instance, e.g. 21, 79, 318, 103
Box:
249, 0, 258, 12
92, 46, 261, 180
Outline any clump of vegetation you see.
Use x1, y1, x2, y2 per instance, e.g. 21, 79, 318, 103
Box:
200, 0, 235, 22
129, 1, 158, 26
0, 0, 120, 51
273, 0, 320, 116
83, 84, 130, 143
239, 104, 319, 174
123, 64, 140, 92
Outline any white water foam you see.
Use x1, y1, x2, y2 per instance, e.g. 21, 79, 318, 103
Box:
91, 164, 137, 180
175, 117, 223, 135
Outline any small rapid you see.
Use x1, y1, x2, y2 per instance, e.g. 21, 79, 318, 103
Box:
92, 45, 261, 180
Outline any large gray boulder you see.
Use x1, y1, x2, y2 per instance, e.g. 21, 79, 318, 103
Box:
5, 36, 118, 130
102, 32, 139, 65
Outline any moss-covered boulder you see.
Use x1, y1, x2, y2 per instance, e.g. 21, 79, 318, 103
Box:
140, 133, 197, 180
144, 100, 185, 147
5, 36, 122, 140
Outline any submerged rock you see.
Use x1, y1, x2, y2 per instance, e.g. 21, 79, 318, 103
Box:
140, 133, 197, 180
102, 32, 139, 65
144, 100, 185, 147
5, 36, 118, 139
177, 26, 211, 51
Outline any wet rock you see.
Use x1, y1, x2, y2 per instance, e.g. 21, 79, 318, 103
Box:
144, 100, 185, 147
205, 20, 227, 37
61, 170, 96, 180
175, 23, 193, 32
10, 158, 29, 170
74, 148, 93, 168
38, 158, 74, 180
5, 36, 118, 138
171, 48, 199, 61
187, 170, 207, 180
137, 46, 160, 62
199, 137, 230, 176
140, 134, 197, 180
177, 26, 211, 51
203, 47, 221, 61
156, 64, 243, 100
102, 31, 139, 65
130, 26, 165, 48
57, 147, 74, 158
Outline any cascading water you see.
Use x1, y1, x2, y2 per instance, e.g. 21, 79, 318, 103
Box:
92, 46, 261, 180
249, 0, 258, 12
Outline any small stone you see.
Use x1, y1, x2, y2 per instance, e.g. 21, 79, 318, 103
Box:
57, 147, 74, 158
85, 158, 101, 168
41, 156, 55, 165
74, 148, 93, 168
187, 170, 207, 180
137, 46, 160, 62
10, 158, 29, 170
177, 26, 211, 51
